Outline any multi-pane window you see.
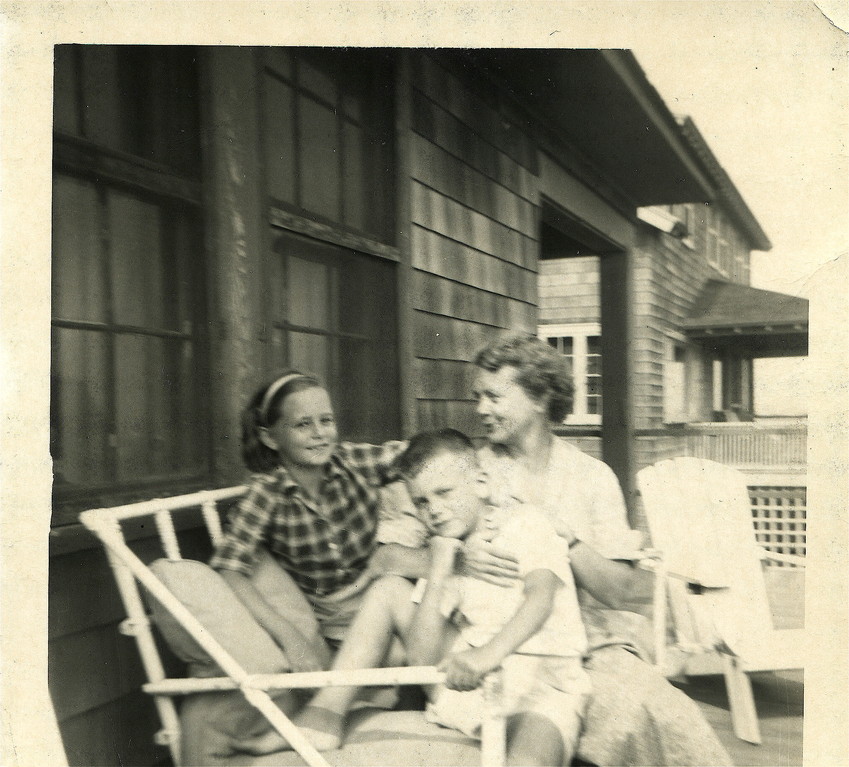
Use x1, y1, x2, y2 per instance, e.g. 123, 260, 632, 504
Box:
541, 324, 602, 425
261, 49, 400, 443
262, 48, 394, 242
268, 230, 400, 442
51, 46, 208, 518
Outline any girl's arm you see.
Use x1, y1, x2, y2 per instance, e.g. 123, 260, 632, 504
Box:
219, 570, 331, 672
439, 569, 558, 691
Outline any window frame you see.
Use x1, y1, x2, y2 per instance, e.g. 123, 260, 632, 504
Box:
50, 47, 212, 523
539, 323, 602, 426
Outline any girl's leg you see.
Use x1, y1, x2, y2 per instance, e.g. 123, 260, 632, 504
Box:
505, 712, 566, 767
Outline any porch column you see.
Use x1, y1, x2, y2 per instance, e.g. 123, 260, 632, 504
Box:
201, 48, 268, 481
600, 249, 636, 514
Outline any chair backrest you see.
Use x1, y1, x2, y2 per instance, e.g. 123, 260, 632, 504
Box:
79, 487, 247, 765
637, 458, 774, 642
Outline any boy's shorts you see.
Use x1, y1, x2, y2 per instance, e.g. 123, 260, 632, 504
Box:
425, 637, 591, 756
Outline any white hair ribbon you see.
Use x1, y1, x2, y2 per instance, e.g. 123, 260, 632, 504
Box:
259, 373, 307, 423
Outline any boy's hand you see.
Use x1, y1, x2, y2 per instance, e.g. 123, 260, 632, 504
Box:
429, 536, 462, 573
438, 646, 501, 691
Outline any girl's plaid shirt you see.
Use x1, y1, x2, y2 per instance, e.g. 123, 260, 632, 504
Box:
209, 440, 407, 596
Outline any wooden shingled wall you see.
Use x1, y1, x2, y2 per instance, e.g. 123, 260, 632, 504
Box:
407, 54, 541, 437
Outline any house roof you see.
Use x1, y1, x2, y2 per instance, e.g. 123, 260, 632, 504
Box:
676, 117, 772, 251
683, 280, 808, 357
458, 49, 715, 208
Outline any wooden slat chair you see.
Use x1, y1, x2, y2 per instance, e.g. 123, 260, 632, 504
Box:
636, 457, 806, 745
79, 489, 506, 767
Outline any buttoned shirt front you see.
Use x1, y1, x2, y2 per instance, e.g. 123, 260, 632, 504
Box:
210, 441, 406, 597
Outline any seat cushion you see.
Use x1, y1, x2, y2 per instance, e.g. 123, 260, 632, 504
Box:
180, 701, 481, 767
148, 558, 289, 677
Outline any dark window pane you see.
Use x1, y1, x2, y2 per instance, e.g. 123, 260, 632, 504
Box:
76, 46, 200, 176
108, 190, 164, 328
51, 328, 111, 486
289, 331, 330, 383
264, 77, 296, 203
266, 48, 293, 79
287, 255, 332, 330
298, 57, 337, 104
54, 46, 80, 135
337, 338, 399, 442
80, 46, 125, 149
298, 97, 340, 221
342, 121, 366, 232
52, 175, 106, 322
338, 255, 395, 338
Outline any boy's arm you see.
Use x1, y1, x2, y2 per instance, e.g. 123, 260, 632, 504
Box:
439, 569, 559, 691
406, 537, 462, 667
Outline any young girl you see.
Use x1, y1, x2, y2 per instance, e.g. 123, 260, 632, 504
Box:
209, 370, 415, 674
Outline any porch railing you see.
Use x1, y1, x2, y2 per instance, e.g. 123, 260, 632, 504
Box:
681, 421, 807, 471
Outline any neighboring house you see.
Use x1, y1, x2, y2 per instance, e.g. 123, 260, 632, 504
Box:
49, 47, 765, 764
538, 115, 808, 563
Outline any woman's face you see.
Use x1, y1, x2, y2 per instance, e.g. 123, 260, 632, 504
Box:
473, 365, 546, 447
265, 387, 338, 470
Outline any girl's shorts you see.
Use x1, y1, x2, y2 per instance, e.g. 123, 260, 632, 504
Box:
425, 639, 591, 756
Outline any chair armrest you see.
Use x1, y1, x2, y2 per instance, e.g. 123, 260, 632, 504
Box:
759, 548, 806, 568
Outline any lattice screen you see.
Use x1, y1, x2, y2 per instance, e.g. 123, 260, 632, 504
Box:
748, 485, 807, 563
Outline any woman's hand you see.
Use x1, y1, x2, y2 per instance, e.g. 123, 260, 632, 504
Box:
438, 646, 500, 691
460, 537, 520, 587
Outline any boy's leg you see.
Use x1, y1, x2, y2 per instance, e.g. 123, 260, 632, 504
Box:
236, 575, 417, 754
505, 712, 566, 767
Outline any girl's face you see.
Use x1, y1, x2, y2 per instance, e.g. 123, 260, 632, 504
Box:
264, 387, 338, 470
473, 365, 546, 447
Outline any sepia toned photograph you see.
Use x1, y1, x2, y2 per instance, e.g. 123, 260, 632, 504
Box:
1, 3, 846, 767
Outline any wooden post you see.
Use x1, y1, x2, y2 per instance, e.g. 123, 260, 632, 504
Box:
200, 48, 267, 481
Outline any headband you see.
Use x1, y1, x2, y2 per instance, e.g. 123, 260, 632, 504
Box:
259, 373, 307, 424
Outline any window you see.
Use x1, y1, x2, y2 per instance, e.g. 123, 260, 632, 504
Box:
51, 46, 208, 518
262, 49, 394, 243
268, 230, 400, 442
540, 324, 602, 425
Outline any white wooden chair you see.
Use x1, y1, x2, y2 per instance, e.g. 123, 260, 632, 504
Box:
79, 488, 506, 767
636, 457, 806, 745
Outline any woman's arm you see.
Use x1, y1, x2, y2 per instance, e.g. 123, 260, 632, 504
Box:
439, 569, 558, 691
219, 570, 331, 671
567, 542, 651, 610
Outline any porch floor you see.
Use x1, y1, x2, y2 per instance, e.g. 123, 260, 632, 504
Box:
680, 670, 803, 767
679, 565, 805, 767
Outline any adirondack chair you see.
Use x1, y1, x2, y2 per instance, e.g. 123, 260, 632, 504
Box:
79, 489, 505, 767
636, 457, 806, 745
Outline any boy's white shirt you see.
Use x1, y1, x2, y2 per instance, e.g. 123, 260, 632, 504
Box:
430, 505, 587, 658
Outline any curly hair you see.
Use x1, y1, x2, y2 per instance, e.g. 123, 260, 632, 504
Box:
240, 369, 324, 473
474, 333, 574, 423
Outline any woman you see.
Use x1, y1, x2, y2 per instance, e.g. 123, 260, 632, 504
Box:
465, 333, 732, 766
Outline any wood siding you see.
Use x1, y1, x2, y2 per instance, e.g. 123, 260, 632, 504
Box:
407, 54, 540, 436
49, 527, 214, 766
538, 257, 601, 326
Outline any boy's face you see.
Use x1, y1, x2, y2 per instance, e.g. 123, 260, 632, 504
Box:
406, 451, 488, 539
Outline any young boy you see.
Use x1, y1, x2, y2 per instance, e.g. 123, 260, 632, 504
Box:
234, 429, 590, 766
